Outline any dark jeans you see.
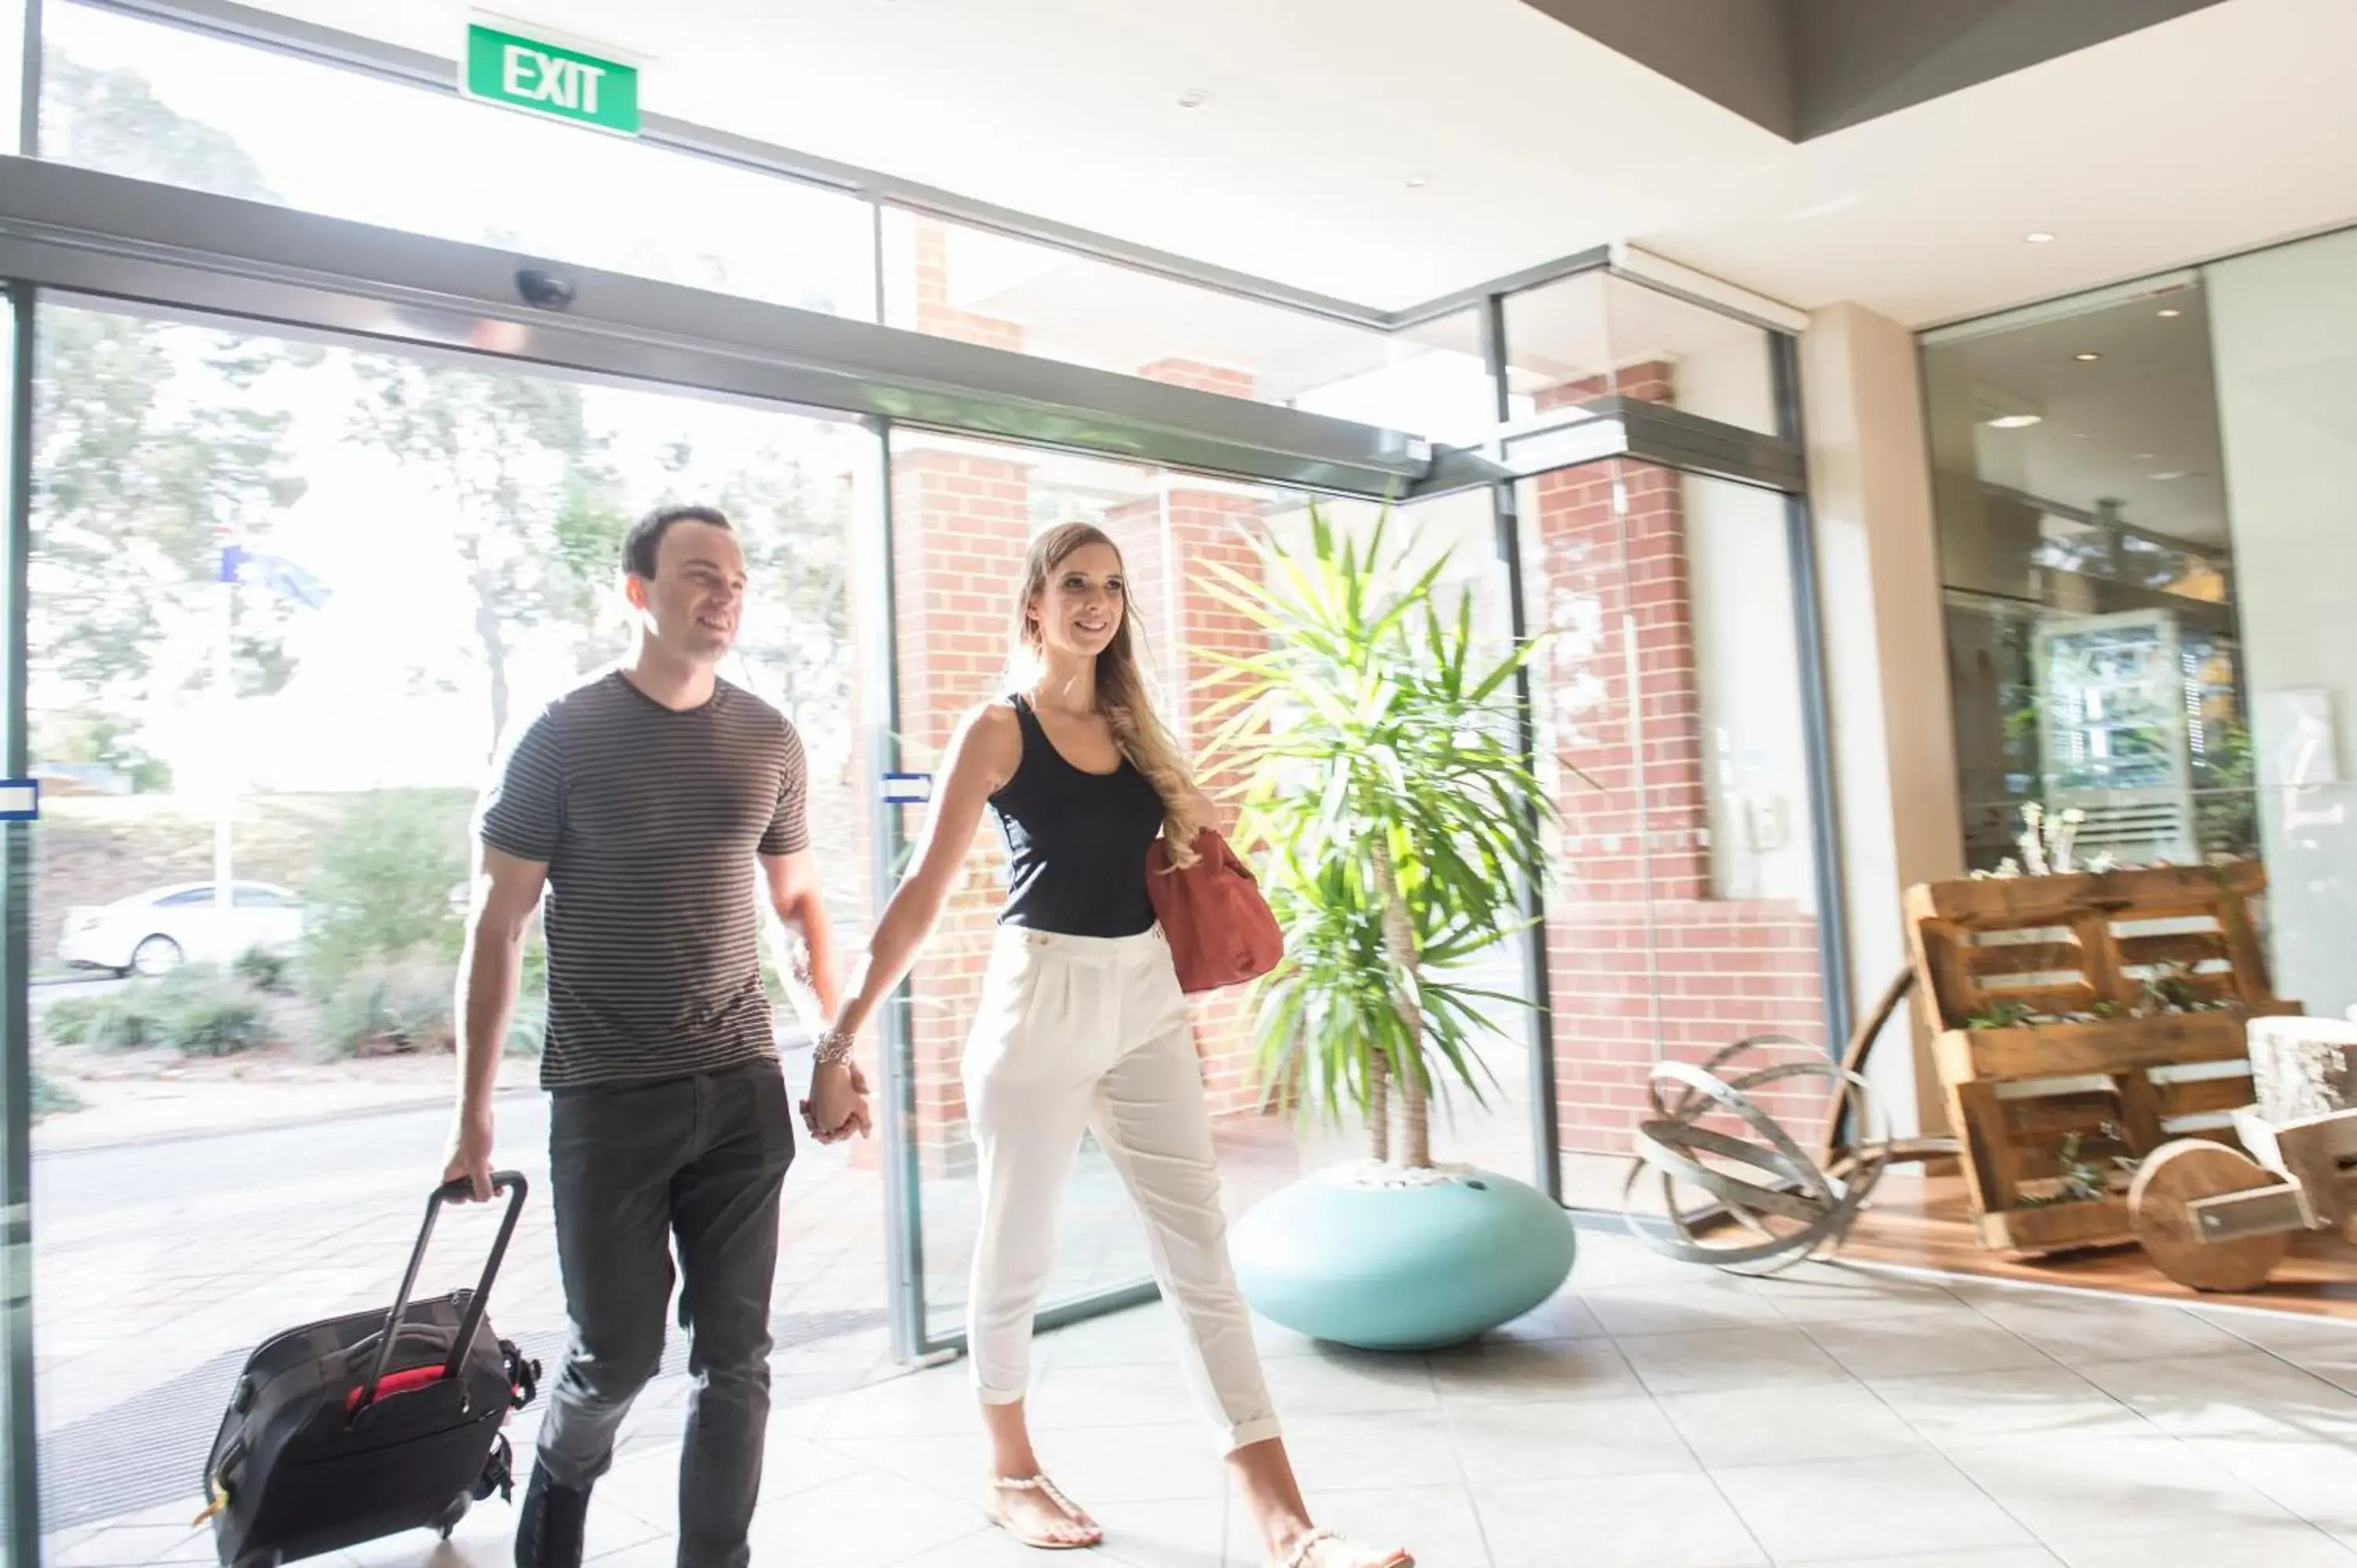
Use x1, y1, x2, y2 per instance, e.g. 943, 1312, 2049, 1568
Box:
536, 1058, 794, 1568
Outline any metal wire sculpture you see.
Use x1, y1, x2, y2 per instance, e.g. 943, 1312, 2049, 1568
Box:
1622, 1034, 1889, 1273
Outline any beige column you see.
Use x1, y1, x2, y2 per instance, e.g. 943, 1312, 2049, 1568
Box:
1799, 302, 1966, 1138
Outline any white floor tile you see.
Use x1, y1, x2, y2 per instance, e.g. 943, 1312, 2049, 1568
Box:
1247, 1485, 1488, 1568
1084, 1497, 1229, 1568
2047, 1522, 2357, 1566
1444, 1393, 1700, 1482
1259, 1346, 1439, 1416
1274, 1409, 1464, 1494
740, 1464, 984, 1567
1962, 1289, 2253, 1366
1425, 1335, 1644, 1404
1868, 1364, 2157, 1449
1805, 1306, 2055, 1379
1944, 1433, 2296, 1542
1657, 1380, 1929, 1467
1475, 1471, 1767, 1568
1712, 1450, 2035, 1562
1581, 1277, 1793, 1337
1780, 1552, 2062, 1568
1738, 1262, 1967, 1325
2191, 1428, 2357, 1533
2074, 1350, 2357, 1440
1616, 1325, 1852, 1396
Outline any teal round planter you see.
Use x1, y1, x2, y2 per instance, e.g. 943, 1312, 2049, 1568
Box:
1230, 1167, 1576, 1350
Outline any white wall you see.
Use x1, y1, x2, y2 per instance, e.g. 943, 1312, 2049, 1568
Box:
2208, 228, 2357, 1018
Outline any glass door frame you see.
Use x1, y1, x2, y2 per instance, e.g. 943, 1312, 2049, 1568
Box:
0, 59, 1845, 1554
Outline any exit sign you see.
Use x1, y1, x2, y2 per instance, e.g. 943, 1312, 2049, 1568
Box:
464, 21, 640, 135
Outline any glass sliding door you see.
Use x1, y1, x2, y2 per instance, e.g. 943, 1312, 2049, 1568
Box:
1514, 457, 1834, 1208
24, 295, 885, 1555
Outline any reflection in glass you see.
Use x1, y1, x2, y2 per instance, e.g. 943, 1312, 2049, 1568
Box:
878, 210, 1494, 442
1501, 270, 1780, 435
1923, 276, 2256, 875
40, 2, 877, 317
1516, 461, 1829, 1204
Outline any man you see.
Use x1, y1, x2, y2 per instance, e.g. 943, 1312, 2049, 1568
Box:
442, 504, 872, 1568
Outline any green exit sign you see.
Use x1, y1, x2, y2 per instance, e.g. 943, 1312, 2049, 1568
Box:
464, 21, 640, 135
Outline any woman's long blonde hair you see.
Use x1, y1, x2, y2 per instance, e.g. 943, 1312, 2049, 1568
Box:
1008, 522, 1203, 867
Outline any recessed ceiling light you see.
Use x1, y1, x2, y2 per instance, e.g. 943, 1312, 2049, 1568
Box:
2074, 352, 2102, 362
2025, 232, 2057, 244
1175, 89, 1209, 109
2158, 308, 2183, 318
2150, 470, 2189, 482
1404, 174, 1431, 189
1985, 414, 2044, 429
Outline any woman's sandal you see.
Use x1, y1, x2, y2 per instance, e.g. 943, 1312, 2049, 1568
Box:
984, 1474, 1104, 1550
1279, 1527, 1415, 1568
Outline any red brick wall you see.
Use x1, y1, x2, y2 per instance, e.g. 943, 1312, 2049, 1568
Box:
1535, 366, 1827, 1152
889, 446, 1032, 1173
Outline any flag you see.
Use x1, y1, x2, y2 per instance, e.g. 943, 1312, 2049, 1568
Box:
218, 544, 332, 610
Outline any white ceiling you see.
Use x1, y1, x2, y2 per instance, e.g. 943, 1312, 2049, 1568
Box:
241, 0, 2357, 328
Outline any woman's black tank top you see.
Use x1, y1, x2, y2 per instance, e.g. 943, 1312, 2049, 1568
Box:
988, 694, 1166, 938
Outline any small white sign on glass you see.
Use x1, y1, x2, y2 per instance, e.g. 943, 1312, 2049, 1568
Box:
2258, 686, 2341, 788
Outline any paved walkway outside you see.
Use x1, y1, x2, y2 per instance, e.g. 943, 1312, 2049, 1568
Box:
49, 1225, 2357, 1567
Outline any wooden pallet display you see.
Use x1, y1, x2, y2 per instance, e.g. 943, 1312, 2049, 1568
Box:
1905, 861, 2298, 1255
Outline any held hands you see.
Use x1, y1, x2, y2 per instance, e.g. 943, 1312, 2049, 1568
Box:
801, 1056, 874, 1144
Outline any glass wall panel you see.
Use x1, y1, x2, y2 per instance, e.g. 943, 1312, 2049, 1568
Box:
1248, 488, 1545, 1188
39, 2, 877, 317
879, 209, 1494, 442
1920, 277, 2253, 877
2209, 226, 2357, 1019
1516, 460, 1828, 1207
1504, 271, 1780, 436
883, 430, 1160, 1344
0, 278, 20, 1566
27, 297, 882, 1552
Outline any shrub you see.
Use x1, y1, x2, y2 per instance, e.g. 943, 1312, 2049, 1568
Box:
234, 946, 294, 994
31, 1065, 82, 1120
301, 793, 469, 1000
157, 974, 272, 1057
41, 966, 275, 1057
313, 952, 455, 1059
43, 991, 156, 1052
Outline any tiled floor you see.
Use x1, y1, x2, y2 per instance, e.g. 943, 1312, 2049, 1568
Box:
61, 1225, 2357, 1568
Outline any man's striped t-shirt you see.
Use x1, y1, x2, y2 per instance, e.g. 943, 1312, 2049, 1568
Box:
475, 669, 808, 1090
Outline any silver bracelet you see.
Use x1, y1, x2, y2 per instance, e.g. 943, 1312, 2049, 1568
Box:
813, 1028, 857, 1068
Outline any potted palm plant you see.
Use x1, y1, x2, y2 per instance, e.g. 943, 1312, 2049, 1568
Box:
1200, 508, 1577, 1351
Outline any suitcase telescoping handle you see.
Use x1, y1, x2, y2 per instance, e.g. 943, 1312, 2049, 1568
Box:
356, 1171, 529, 1417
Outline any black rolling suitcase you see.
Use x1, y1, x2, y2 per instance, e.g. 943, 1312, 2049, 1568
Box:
200, 1172, 543, 1568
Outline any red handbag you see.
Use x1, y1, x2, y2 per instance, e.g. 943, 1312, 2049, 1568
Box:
1146, 827, 1285, 994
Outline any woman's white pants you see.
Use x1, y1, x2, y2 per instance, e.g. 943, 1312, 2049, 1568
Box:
962, 923, 1281, 1456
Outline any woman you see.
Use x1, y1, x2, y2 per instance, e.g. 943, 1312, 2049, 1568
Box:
805, 523, 1410, 1568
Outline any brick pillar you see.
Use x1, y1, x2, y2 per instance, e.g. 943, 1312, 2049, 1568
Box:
874, 225, 1033, 1175
1116, 359, 1270, 1123
888, 447, 1032, 1176
1536, 365, 1826, 1153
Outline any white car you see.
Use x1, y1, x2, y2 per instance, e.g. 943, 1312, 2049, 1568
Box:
57, 881, 307, 976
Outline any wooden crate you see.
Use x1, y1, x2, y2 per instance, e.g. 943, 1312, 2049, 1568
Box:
1906, 862, 2298, 1254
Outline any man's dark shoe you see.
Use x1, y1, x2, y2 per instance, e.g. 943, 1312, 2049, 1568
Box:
514, 1464, 592, 1568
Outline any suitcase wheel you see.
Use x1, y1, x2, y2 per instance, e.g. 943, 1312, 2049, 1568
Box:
434, 1493, 471, 1540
